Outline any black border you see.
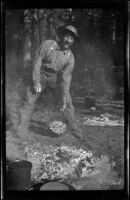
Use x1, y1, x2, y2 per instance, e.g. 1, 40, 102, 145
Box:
2, 0, 128, 9
1, 1, 129, 200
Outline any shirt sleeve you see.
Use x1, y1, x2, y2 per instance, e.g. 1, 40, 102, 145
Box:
61, 53, 75, 100
32, 41, 46, 82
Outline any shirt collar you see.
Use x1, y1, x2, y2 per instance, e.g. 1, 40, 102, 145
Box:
56, 43, 70, 56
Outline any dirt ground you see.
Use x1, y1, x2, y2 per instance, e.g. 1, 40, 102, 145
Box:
6, 93, 125, 190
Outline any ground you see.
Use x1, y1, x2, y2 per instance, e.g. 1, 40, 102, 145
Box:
6, 92, 125, 190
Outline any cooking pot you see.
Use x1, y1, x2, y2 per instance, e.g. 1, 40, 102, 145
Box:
7, 160, 32, 190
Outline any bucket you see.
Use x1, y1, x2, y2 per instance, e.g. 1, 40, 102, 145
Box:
7, 160, 32, 190
85, 96, 96, 109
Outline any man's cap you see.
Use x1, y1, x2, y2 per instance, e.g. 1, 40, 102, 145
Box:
57, 25, 79, 40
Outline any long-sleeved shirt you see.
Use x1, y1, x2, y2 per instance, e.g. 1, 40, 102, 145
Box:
33, 40, 75, 99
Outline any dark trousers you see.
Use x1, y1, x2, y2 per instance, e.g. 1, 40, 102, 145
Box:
20, 73, 76, 131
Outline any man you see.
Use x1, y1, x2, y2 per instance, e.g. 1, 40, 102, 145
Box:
22, 25, 82, 139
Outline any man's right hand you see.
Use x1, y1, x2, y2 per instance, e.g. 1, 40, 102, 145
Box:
34, 81, 42, 93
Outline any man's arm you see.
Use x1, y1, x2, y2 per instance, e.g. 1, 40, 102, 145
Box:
32, 43, 44, 83
32, 40, 55, 82
61, 54, 75, 110
32, 41, 48, 93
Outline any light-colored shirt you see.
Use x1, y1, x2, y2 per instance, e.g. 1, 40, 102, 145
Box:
33, 40, 75, 98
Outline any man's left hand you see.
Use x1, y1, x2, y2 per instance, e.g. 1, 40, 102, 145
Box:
55, 102, 66, 111
60, 96, 67, 111
60, 103, 66, 112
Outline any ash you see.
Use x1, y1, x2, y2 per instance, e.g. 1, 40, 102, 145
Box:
25, 143, 108, 182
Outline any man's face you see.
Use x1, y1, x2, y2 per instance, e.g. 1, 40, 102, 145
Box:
62, 34, 75, 49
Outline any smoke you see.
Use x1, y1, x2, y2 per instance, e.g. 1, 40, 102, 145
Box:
5, 9, 124, 163
6, 72, 33, 162
71, 8, 124, 99
6, 36, 29, 161
6, 130, 28, 161
73, 36, 119, 98
6, 56, 37, 162
85, 41, 113, 96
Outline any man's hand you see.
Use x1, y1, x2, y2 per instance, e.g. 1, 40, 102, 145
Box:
55, 102, 66, 111
60, 103, 66, 112
60, 96, 66, 111
34, 81, 41, 93
56, 96, 66, 112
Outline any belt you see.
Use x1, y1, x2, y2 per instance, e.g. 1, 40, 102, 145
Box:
42, 65, 56, 75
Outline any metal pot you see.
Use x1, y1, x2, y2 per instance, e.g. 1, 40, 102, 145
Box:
6, 160, 32, 190
85, 96, 96, 109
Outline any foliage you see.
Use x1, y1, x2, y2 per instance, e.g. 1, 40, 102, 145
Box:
5, 8, 124, 98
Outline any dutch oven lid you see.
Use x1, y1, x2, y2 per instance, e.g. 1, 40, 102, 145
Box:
40, 182, 70, 190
